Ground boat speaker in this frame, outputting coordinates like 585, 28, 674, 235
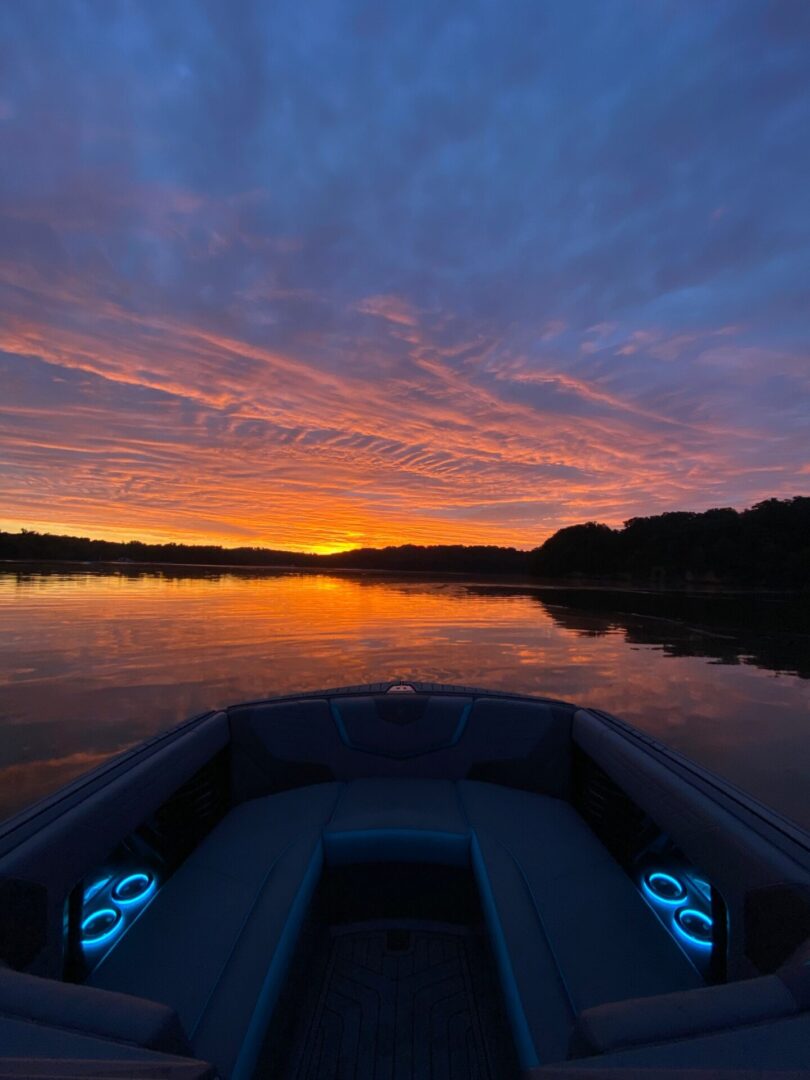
81, 907, 122, 946
674, 907, 713, 947
642, 871, 687, 905
112, 871, 155, 905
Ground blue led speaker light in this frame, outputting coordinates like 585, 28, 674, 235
81, 907, 122, 946
642, 871, 687, 905
83, 876, 112, 904
674, 907, 713, 948
690, 875, 712, 901
112, 871, 156, 906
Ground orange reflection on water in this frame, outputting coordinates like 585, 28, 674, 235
1, 568, 808, 829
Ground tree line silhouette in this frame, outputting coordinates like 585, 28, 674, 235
529, 497, 810, 586
1, 496, 808, 586
0, 532, 528, 574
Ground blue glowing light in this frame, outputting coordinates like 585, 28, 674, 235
674, 907, 713, 948
690, 875, 712, 901
82, 907, 122, 946
642, 871, 687, 905
112, 871, 156, 906
83, 876, 112, 904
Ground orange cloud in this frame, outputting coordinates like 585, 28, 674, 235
0, 230, 805, 551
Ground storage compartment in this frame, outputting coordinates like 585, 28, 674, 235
266, 863, 518, 1080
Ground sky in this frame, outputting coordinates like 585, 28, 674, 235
1, 1, 809, 553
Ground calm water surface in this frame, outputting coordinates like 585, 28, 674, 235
1, 567, 808, 829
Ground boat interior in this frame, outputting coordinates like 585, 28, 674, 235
1, 682, 809, 1078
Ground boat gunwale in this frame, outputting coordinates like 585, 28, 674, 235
0, 707, 224, 853
1, 681, 808, 868
581, 705, 810, 866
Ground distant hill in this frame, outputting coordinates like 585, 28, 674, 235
2, 496, 808, 585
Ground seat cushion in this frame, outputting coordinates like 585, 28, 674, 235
569, 974, 798, 1058
90, 783, 342, 1079
85, 776, 706, 1076
0, 967, 190, 1056
0, 1017, 204, 1065
331, 695, 472, 757
324, 778, 470, 865
458, 781, 702, 1067
555, 1012, 810, 1070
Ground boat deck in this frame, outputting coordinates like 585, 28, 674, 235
280, 920, 513, 1080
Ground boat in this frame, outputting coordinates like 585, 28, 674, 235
1, 680, 809, 1078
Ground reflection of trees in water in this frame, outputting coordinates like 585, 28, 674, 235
531, 588, 810, 680
8, 564, 282, 586
7, 568, 809, 680
456, 583, 809, 679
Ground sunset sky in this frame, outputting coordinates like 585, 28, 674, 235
1, 2, 808, 553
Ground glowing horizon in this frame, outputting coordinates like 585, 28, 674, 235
1, 3, 808, 550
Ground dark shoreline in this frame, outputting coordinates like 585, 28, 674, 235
0, 557, 802, 597
3, 497, 808, 588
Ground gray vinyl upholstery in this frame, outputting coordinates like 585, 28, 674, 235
557, 1012, 810, 1070
0, 969, 213, 1074
227, 694, 573, 791
323, 777, 470, 864
457, 781, 702, 1066
0, 967, 198, 1069
88, 778, 702, 1074
0, 1018, 190, 1063
569, 975, 799, 1057
0, 967, 190, 1056
90, 783, 342, 1080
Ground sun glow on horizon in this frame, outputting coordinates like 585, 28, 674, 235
0, 516, 540, 555
307, 543, 360, 556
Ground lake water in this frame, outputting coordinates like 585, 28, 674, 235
1, 566, 808, 830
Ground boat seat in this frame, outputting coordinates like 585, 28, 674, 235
89, 778, 701, 1076
323, 777, 470, 865
0, 965, 200, 1063
457, 780, 702, 1068
89, 782, 342, 1080
548, 1012, 810, 1071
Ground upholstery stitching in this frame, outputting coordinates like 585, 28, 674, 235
495, 837, 580, 1019
324, 782, 348, 828
187, 836, 300, 1039
189, 785, 343, 1038
453, 781, 472, 829
231, 840, 324, 1080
